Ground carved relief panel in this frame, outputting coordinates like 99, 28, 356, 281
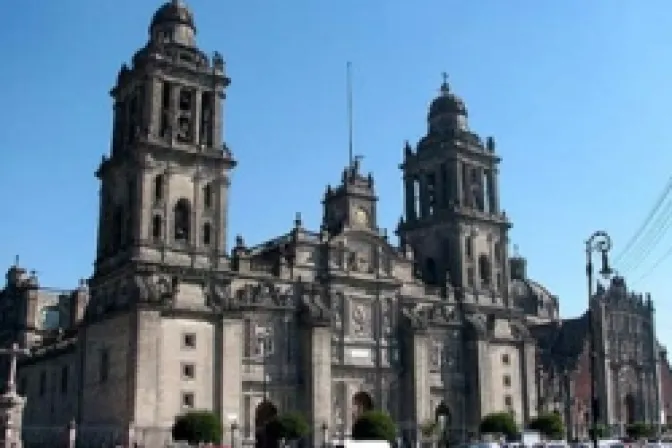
350, 301, 373, 338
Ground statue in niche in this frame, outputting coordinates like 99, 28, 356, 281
351, 304, 369, 336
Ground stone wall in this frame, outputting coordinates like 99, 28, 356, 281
80, 314, 132, 424
19, 348, 79, 426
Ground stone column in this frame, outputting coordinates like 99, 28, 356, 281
400, 323, 430, 445
476, 340, 492, 417
454, 161, 464, 207
132, 309, 163, 427
308, 324, 332, 447
193, 91, 202, 146
521, 341, 537, 422
217, 316, 244, 433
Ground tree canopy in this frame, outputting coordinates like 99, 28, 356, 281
626, 422, 655, 440
479, 412, 519, 438
528, 413, 565, 440
172, 410, 223, 444
352, 410, 397, 442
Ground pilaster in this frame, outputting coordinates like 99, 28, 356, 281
476, 340, 492, 417
400, 328, 430, 427
522, 341, 537, 422
217, 316, 244, 431
301, 322, 332, 448
132, 308, 162, 426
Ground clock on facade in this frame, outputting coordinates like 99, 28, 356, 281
353, 207, 369, 226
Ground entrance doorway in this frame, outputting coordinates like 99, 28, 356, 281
624, 394, 635, 425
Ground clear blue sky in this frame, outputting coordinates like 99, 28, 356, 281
2, 1, 672, 345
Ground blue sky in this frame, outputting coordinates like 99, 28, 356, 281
2, 1, 672, 345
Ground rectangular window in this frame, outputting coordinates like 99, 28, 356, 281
181, 392, 195, 409
502, 353, 510, 365
467, 267, 475, 287
503, 375, 511, 387
182, 333, 196, 349
504, 395, 513, 407
61, 365, 69, 394
181, 363, 195, 380
100, 348, 109, 383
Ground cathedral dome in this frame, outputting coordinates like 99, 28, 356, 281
150, 0, 195, 32
427, 75, 469, 132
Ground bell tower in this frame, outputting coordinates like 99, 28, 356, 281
93, 0, 235, 278
397, 74, 511, 298
322, 157, 378, 235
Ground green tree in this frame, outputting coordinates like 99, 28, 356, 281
172, 410, 223, 445
479, 412, 519, 439
352, 410, 397, 442
277, 412, 310, 440
528, 413, 565, 440
626, 422, 654, 440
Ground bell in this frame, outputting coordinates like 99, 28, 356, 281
599, 250, 613, 277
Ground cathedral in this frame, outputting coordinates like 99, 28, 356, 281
1, 1, 670, 447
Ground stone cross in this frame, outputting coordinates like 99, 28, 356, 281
0, 343, 29, 394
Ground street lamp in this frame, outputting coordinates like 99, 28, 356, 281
585, 231, 613, 448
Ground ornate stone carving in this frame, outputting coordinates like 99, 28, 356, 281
298, 282, 332, 326
351, 302, 371, 337
234, 282, 292, 308
400, 303, 430, 332
429, 338, 442, 368
133, 275, 178, 308
428, 303, 456, 325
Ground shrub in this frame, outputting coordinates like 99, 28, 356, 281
479, 412, 519, 438
172, 410, 223, 444
528, 413, 564, 440
626, 422, 654, 440
352, 410, 397, 442
277, 412, 310, 440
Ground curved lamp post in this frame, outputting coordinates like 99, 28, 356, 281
586, 231, 613, 448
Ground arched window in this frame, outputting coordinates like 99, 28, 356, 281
202, 222, 212, 246
203, 183, 213, 209
173, 199, 191, 242
152, 215, 162, 241
479, 254, 491, 286
153, 175, 164, 202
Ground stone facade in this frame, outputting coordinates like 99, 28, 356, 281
0, 1, 670, 446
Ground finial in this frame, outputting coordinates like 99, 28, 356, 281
235, 234, 245, 249
13, 255, 19, 267
440, 72, 450, 94
294, 212, 302, 228
513, 244, 520, 258
353, 154, 363, 173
